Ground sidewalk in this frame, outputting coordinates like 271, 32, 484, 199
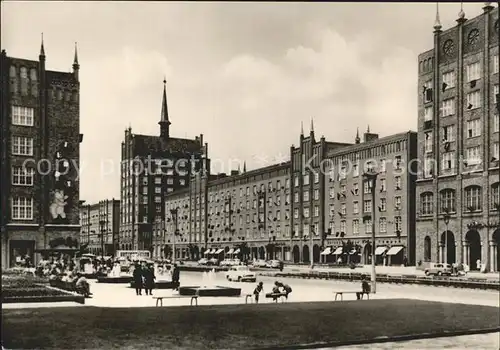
284, 264, 500, 280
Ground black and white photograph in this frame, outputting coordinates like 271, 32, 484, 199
1, 1, 499, 349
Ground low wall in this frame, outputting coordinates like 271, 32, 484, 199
2, 294, 85, 304
258, 271, 500, 291
179, 265, 229, 272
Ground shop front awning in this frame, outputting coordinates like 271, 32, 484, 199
227, 248, 234, 255
215, 248, 224, 254
375, 246, 388, 255
386, 246, 404, 256
332, 247, 343, 255
320, 247, 332, 255
233, 248, 240, 254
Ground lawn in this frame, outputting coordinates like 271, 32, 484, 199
2, 299, 499, 349
1, 272, 71, 300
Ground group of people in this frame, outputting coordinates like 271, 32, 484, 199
253, 280, 292, 303
132, 262, 180, 296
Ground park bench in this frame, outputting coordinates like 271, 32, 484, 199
265, 292, 287, 303
334, 291, 370, 301
154, 295, 199, 307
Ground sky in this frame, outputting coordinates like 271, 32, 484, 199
1, 1, 489, 204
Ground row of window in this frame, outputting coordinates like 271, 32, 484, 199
424, 85, 499, 117
329, 216, 403, 235
328, 196, 402, 216
420, 184, 500, 215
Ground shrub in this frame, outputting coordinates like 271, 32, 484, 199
2, 287, 66, 298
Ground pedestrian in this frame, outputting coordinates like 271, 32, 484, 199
271, 282, 281, 302
143, 265, 156, 295
133, 264, 143, 296
172, 263, 180, 291
253, 281, 264, 303
279, 261, 284, 272
356, 275, 371, 300
281, 282, 292, 299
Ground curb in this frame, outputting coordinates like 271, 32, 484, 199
250, 327, 500, 350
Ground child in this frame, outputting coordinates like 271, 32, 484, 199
253, 281, 264, 303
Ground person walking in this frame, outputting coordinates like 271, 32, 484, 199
172, 263, 180, 291
253, 281, 264, 303
143, 265, 156, 295
133, 264, 143, 296
356, 275, 371, 300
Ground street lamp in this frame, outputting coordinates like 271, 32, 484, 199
363, 170, 379, 294
99, 219, 106, 259
442, 207, 451, 264
170, 207, 179, 263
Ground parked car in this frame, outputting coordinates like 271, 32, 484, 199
198, 258, 209, 266
266, 260, 282, 269
226, 266, 257, 282
253, 259, 268, 268
424, 262, 453, 276
208, 258, 219, 266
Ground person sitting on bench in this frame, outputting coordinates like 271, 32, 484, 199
275, 281, 292, 299
271, 282, 281, 302
75, 273, 91, 297
356, 275, 370, 300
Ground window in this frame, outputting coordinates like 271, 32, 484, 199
380, 178, 386, 192
166, 178, 173, 185
379, 218, 387, 233
363, 200, 372, 213
440, 189, 456, 212
353, 183, 359, 195
246, 187, 250, 196
314, 206, 319, 217
466, 62, 480, 82
142, 197, 148, 204
329, 187, 335, 199
12, 136, 33, 156
11, 197, 33, 220
494, 84, 499, 104
313, 189, 319, 200
12, 106, 34, 126
380, 159, 386, 173
466, 146, 481, 165
353, 201, 359, 214
423, 80, 433, 103
353, 163, 359, 177
303, 208, 309, 218
154, 177, 161, 184
155, 196, 161, 203
464, 186, 482, 211
441, 152, 455, 170
285, 179, 290, 189
493, 142, 499, 161
294, 193, 299, 203
380, 198, 387, 212
12, 166, 34, 186
341, 203, 346, 216
20, 67, 27, 79
314, 172, 319, 183
424, 155, 434, 178
443, 125, 455, 142
179, 179, 186, 186
466, 91, 481, 110
294, 176, 299, 187
363, 181, 371, 194
420, 192, 434, 215
493, 54, 499, 74
491, 183, 499, 210
424, 106, 433, 122
395, 216, 402, 232
155, 187, 161, 194
442, 71, 456, 89
293, 209, 299, 219
424, 131, 433, 153
365, 219, 372, 234
494, 115, 500, 133
441, 98, 455, 117
395, 196, 402, 210
340, 220, 346, 233
395, 156, 402, 170
353, 220, 359, 234
395, 176, 402, 190
329, 205, 335, 217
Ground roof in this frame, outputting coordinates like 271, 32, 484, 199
132, 134, 201, 157
208, 162, 290, 187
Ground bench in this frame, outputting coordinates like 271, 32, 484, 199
334, 291, 370, 301
153, 295, 199, 307
265, 292, 287, 303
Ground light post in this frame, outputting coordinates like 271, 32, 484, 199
442, 208, 450, 264
170, 208, 179, 263
99, 219, 106, 259
363, 170, 379, 294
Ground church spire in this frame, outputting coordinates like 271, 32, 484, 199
39, 33, 45, 58
159, 78, 171, 139
300, 121, 304, 136
434, 2, 442, 31
243, 161, 247, 173
355, 127, 360, 144
367, 124, 370, 133
310, 117, 314, 133
72, 42, 80, 81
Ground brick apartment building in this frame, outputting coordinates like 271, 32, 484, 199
0, 41, 82, 267
79, 199, 120, 256
415, 4, 499, 271
119, 80, 207, 252
159, 124, 418, 265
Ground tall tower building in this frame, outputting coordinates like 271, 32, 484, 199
415, 4, 499, 271
0, 39, 82, 267
119, 80, 207, 251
